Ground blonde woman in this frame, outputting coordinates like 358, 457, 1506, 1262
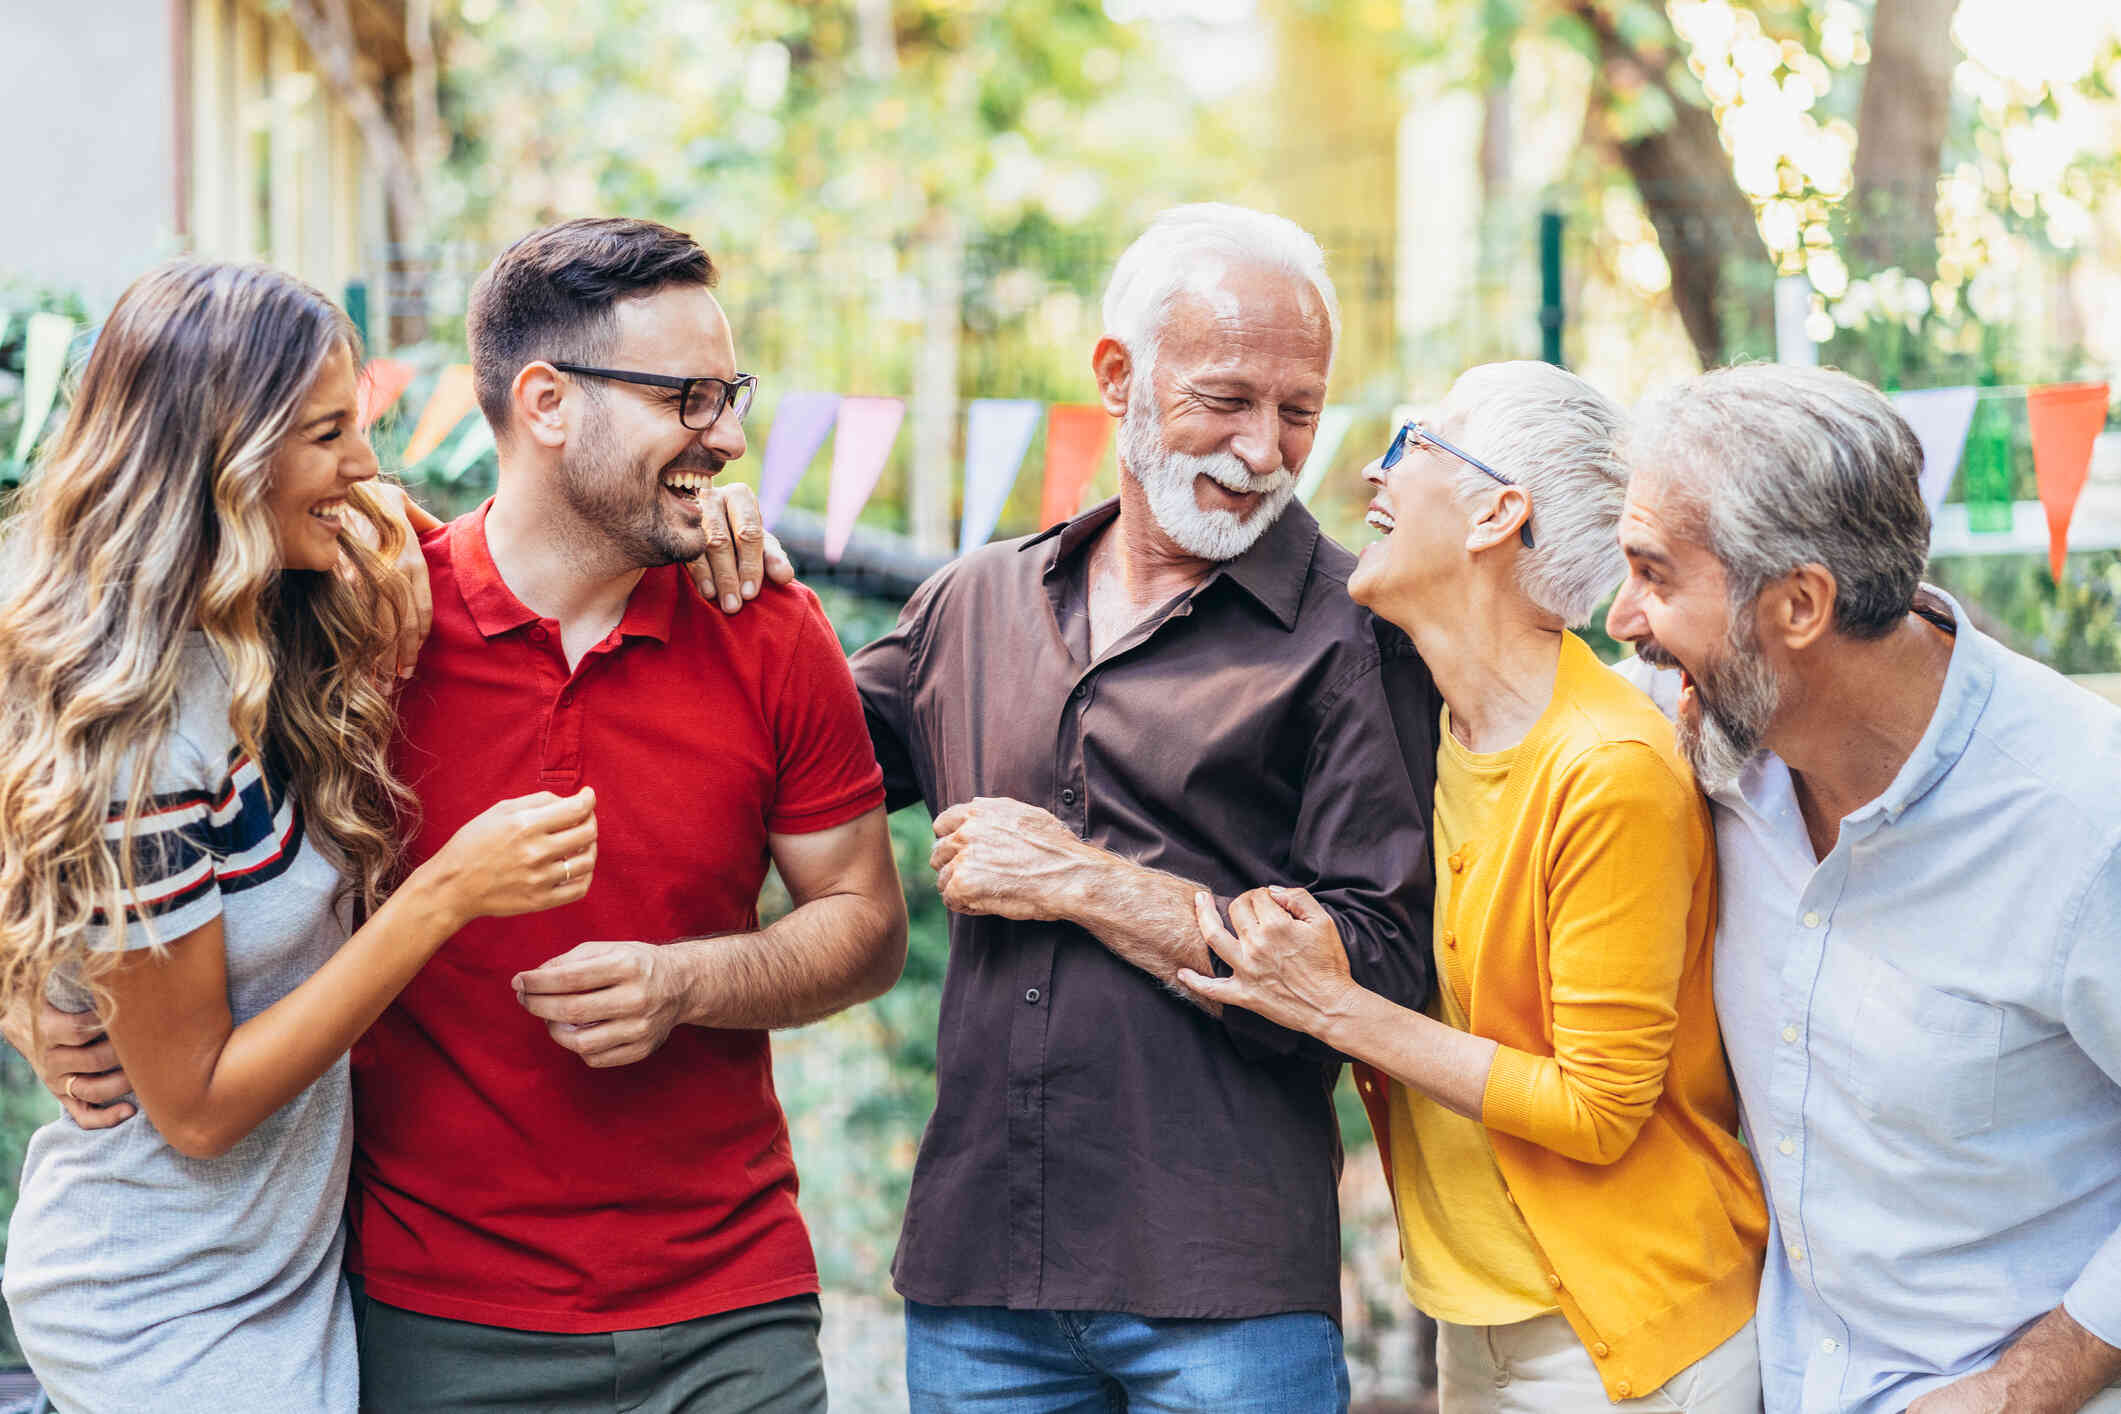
1181, 363, 1767, 1411
0, 261, 595, 1413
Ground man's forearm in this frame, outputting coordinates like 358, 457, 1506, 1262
1989, 1306, 2121, 1411
1057, 855, 1216, 999
666, 891, 907, 1032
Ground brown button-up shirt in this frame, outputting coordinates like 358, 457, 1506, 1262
851, 498, 1440, 1321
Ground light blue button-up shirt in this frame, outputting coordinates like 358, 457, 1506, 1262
1621, 589, 2121, 1412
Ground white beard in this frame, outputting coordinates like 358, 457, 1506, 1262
1119, 396, 1296, 562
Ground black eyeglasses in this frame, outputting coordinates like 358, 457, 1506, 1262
549, 363, 757, 431
1382, 421, 1535, 548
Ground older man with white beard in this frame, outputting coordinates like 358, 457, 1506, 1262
702, 204, 1439, 1410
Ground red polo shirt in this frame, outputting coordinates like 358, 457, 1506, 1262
347, 501, 885, 1332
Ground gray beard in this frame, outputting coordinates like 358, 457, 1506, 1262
1669, 618, 1782, 793
1118, 397, 1295, 562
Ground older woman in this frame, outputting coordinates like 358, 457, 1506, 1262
1178, 362, 1768, 1412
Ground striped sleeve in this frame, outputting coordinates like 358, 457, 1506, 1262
99, 747, 226, 951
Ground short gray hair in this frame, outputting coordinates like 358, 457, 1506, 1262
1635, 364, 1929, 639
1446, 361, 1629, 627
1101, 204, 1341, 372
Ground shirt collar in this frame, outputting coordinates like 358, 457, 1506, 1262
1027, 495, 1318, 632
451, 497, 677, 644
1715, 585, 1994, 827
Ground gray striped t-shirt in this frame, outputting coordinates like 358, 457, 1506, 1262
4, 635, 358, 1413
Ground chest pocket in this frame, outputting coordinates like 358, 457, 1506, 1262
1846, 951, 2003, 1141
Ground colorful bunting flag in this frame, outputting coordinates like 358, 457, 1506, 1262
399, 364, 479, 467
357, 358, 417, 432
759, 392, 842, 528
1294, 406, 1359, 504
2026, 382, 2110, 581
1040, 405, 1111, 529
12, 312, 76, 464
824, 397, 905, 563
958, 399, 1045, 555
1892, 387, 1980, 514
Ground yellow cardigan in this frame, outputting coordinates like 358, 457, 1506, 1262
1355, 632, 1768, 1402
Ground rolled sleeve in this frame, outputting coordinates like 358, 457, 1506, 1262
2061, 840, 2121, 1346
1220, 652, 1436, 1063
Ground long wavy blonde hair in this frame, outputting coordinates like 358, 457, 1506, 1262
0, 261, 413, 1016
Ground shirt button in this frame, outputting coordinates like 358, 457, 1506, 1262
1592, 1342, 1610, 1359
1071, 683, 1088, 700
1802, 910, 1821, 928
1615, 1381, 1631, 1398
1024, 988, 1041, 1005
1777, 1136, 1796, 1156
1060, 789, 1077, 806
1821, 1337, 1838, 1355
1787, 1243, 1805, 1263
529, 625, 548, 642
1781, 1024, 1799, 1044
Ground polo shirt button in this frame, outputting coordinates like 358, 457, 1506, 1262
529, 625, 548, 642
1060, 789, 1076, 806
1025, 988, 1041, 1004
1777, 1136, 1796, 1156
559, 689, 575, 706
1802, 910, 1821, 928
1615, 1382, 1631, 1398
1545, 1272, 1561, 1289
1592, 1342, 1610, 1359
1782, 1024, 1799, 1044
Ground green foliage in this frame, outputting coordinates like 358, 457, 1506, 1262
1930, 549, 2121, 674
0, 279, 94, 489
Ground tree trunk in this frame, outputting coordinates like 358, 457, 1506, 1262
287, 0, 426, 242
1577, 3, 1774, 367
1849, 0, 1959, 277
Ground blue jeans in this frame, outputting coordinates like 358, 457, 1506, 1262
904, 1300, 1350, 1414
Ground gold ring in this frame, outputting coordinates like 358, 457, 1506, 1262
561, 856, 573, 884
63, 1075, 79, 1102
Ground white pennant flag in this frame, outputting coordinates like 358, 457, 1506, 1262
1295, 406, 1359, 504
958, 399, 1045, 555
1894, 386, 1980, 513
13, 312, 77, 464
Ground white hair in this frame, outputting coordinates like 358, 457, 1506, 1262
1445, 361, 1629, 627
1100, 204, 1342, 372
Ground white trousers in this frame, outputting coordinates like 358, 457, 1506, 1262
1437, 1312, 1761, 1414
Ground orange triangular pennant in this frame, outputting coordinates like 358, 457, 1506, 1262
2026, 382, 2109, 581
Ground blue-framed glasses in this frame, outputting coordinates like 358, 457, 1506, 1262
1382, 421, 1535, 548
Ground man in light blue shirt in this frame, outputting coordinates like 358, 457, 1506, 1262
1606, 363, 2121, 1413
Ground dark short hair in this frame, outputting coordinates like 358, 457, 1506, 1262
466, 217, 716, 432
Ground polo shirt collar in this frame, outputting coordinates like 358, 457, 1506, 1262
1027, 494, 1317, 632
452, 497, 677, 644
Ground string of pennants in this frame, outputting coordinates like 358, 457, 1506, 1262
1892, 381, 2111, 580
4, 327, 2107, 579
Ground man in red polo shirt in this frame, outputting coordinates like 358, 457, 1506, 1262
347, 218, 906, 1411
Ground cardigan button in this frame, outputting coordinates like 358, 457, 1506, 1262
1444, 931, 1457, 950
1545, 1272, 1561, 1289
1593, 1342, 1610, 1359
1449, 851, 1466, 872
1615, 1382, 1632, 1398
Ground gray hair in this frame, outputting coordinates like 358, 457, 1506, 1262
1101, 204, 1341, 373
1446, 361, 1629, 627
1634, 364, 1929, 639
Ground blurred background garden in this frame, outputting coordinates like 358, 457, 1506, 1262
4, 0, 2121, 1406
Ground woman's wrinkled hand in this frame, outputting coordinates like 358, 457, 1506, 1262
1175, 885, 1361, 1039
